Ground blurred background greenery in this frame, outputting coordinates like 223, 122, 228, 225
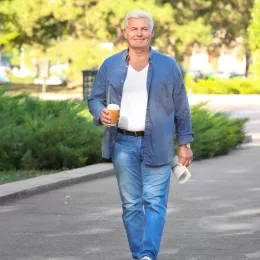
0, 0, 260, 86
0, 86, 248, 184
0, 0, 258, 182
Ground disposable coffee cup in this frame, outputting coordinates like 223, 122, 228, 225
107, 104, 120, 126
171, 155, 192, 184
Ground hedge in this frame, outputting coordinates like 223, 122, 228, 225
186, 78, 260, 94
0, 90, 248, 171
188, 103, 248, 159
0, 92, 103, 171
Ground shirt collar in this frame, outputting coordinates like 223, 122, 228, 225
122, 47, 154, 63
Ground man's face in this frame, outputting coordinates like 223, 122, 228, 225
124, 18, 154, 50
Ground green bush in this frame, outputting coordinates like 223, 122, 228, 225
0, 83, 9, 95
185, 78, 260, 94
188, 103, 248, 159
0, 90, 248, 171
0, 93, 104, 171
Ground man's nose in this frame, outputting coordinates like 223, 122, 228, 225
136, 29, 143, 36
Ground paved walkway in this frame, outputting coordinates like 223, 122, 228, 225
0, 144, 259, 260
0, 95, 259, 260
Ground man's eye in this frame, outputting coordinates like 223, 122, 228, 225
131, 28, 137, 31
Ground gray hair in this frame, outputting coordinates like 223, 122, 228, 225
124, 10, 154, 31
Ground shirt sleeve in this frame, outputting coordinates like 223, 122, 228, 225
172, 60, 194, 145
87, 62, 107, 126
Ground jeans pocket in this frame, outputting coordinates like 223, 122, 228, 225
115, 133, 122, 142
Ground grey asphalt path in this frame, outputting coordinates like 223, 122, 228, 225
0, 144, 259, 260
0, 95, 260, 260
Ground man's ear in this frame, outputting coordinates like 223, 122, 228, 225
123, 29, 127, 39
151, 29, 154, 38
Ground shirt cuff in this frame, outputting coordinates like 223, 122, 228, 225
93, 105, 104, 126
177, 134, 194, 145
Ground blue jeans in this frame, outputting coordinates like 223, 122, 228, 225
112, 133, 171, 260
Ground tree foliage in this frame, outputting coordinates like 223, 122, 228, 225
158, 0, 255, 75
249, 1, 260, 51
248, 0, 260, 78
158, 0, 254, 44
0, 0, 257, 77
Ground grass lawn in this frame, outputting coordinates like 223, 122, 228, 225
7, 83, 82, 95
0, 170, 59, 185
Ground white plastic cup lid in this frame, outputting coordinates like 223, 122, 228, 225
107, 104, 120, 110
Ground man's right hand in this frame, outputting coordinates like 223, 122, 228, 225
100, 108, 111, 127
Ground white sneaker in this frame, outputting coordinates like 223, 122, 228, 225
140, 257, 152, 260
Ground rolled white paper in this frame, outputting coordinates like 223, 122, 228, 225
172, 155, 192, 184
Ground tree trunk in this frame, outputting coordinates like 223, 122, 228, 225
245, 46, 251, 78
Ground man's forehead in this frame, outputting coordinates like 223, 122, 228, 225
128, 17, 149, 26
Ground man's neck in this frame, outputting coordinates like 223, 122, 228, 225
128, 47, 150, 71
128, 47, 150, 61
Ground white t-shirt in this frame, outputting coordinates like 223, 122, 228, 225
118, 64, 149, 131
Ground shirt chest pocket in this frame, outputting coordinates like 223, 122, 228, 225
155, 84, 174, 115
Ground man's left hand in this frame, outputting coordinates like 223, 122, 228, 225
178, 145, 193, 167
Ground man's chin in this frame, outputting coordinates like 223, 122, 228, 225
131, 43, 149, 48
131, 45, 149, 50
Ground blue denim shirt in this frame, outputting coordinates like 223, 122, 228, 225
88, 48, 194, 166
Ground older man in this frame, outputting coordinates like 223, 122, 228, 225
88, 10, 194, 260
